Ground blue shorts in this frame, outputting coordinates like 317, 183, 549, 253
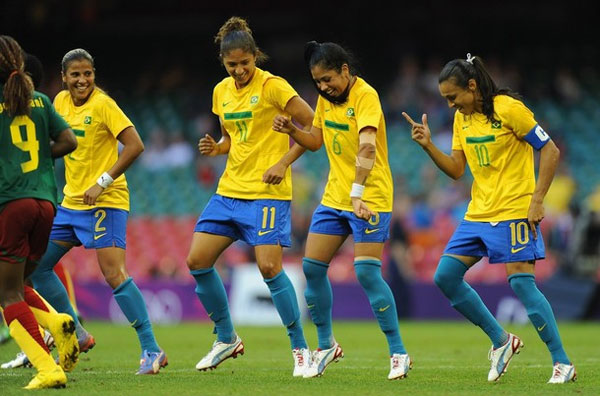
194, 195, 291, 247
50, 206, 128, 249
444, 219, 545, 263
309, 204, 391, 243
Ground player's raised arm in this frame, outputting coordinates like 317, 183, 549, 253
402, 112, 466, 180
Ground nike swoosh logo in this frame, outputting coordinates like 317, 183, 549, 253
365, 228, 380, 234
307, 304, 315, 309
130, 319, 138, 327
378, 305, 390, 312
223, 101, 232, 107
258, 230, 274, 236
208, 312, 213, 317
537, 323, 547, 332
94, 233, 106, 240
325, 109, 331, 112
511, 246, 526, 254
462, 126, 469, 129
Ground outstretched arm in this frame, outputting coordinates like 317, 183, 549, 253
402, 112, 466, 179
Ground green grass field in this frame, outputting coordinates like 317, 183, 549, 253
1, 321, 598, 395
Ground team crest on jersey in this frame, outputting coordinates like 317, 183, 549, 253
346, 108, 355, 117
491, 120, 502, 129
84, 116, 92, 125
250, 96, 259, 104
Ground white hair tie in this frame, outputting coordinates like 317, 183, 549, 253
466, 53, 475, 64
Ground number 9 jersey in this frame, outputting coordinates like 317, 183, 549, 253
0, 90, 68, 208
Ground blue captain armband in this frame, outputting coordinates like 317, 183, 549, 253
523, 124, 550, 150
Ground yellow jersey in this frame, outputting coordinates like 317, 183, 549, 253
212, 68, 297, 200
313, 77, 393, 212
54, 88, 133, 211
452, 95, 539, 221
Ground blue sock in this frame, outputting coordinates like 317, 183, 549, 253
434, 256, 507, 348
303, 258, 334, 349
113, 277, 160, 353
264, 270, 307, 350
509, 273, 570, 364
30, 242, 81, 327
355, 259, 406, 355
190, 268, 235, 343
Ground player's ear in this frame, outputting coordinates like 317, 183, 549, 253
467, 78, 477, 92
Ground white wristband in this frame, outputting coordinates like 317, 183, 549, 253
97, 172, 114, 189
350, 183, 365, 199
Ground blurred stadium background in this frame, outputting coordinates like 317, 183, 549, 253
3, 1, 599, 324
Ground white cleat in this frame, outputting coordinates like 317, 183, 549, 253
292, 348, 310, 377
1, 351, 31, 369
548, 363, 577, 383
195, 335, 244, 371
487, 333, 524, 381
303, 342, 344, 378
388, 353, 412, 380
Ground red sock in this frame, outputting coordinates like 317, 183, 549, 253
3, 301, 49, 353
23, 286, 50, 312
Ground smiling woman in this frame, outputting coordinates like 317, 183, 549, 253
28, 48, 168, 375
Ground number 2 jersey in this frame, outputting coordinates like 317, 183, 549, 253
212, 68, 298, 201
452, 95, 551, 222
54, 88, 133, 211
0, 87, 68, 207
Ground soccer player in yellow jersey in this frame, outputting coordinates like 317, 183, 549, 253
273, 41, 411, 380
29, 49, 168, 375
186, 17, 314, 376
403, 54, 575, 384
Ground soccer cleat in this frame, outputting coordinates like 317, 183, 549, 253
136, 350, 168, 375
48, 313, 79, 372
547, 363, 577, 383
303, 342, 344, 378
196, 335, 244, 371
23, 366, 67, 390
78, 331, 96, 353
487, 333, 523, 381
1, 351, 31, 369
292, 348, 310, 377
388, 353, 412, 380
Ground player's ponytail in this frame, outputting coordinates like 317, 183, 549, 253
215, 16, 267, 64
0, 35, 33, 116
439, 54, 521, 123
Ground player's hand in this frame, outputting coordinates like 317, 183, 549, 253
263, 162, 286, 185
273, 115, 295, 135
351, 197, 375, 221
198, 134, 219, 156
402, 112, 432, 148
527, 200, 545, 240
84, 184, 104, 206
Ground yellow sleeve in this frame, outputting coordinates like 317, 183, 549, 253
313, 96, 323, 128
211, 84, 220, 117
263, 77, 298, 111
501, 98, 537, 138
355, 91, 381, 132
100, 96, 134, 138
451, 113, 463, 151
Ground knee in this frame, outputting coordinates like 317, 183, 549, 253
259, 261, 280, 279
433, 268, 453, 290
433, 257, 465, 291
354, 264, 380, 287
302, 258, 328, 281
508, 274, 535, 295
103, 267, 128, 289
186, 253, 211, 271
